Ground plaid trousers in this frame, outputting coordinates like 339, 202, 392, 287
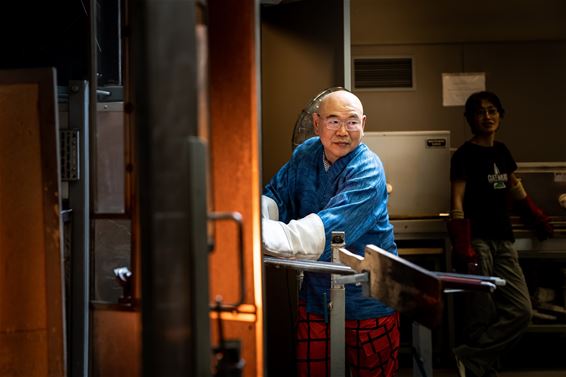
296, 301, 400, 377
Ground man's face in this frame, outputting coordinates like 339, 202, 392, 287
471, 99, 501, 136
313, 91, 366, 164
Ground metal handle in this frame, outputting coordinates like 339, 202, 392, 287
208, 211, 245, 311
96, 89, 111, 96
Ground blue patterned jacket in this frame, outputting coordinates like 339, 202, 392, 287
264, 137, 397, 320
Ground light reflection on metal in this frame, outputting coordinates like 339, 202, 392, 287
209, 311, 257, 323
263, 256, 357, 275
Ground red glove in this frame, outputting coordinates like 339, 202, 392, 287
447, 218, 479, 274
515, 195, 554, 241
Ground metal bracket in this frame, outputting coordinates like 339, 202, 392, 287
335, 272, 368, 286
60, 129, 80, 181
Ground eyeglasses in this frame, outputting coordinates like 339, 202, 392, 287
475, 107, 499, 117
318, 115, 363, 131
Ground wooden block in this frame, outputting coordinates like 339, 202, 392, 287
339, 245, 443, 328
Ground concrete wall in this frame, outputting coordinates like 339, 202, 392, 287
262, 1, 566, 177
351, 0, 566, 44
261, 0, 345, 182
350, 0, 566, 161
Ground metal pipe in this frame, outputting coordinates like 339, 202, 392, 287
263, 256, 356, 275
208, 211, 246, 310
330, 231, 346, 377
434, 271, 506, 287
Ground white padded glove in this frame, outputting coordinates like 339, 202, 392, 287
261, 195, 279, 220
262, 213, 325, 260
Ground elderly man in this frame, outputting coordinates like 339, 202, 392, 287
262, 89, 399, 377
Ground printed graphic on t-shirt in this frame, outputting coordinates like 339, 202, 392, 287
487, 163, 507, 190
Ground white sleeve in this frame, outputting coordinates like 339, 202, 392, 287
261, 195, 279, 220
262, 213, 326, 260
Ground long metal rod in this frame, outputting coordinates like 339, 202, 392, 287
68, 80, 90, 377
330, 231, 346, 377
263, 256, 356, 275
434, 271, 506, 286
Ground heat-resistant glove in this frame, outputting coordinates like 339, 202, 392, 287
262, 213, 326, 260
447, 218, 479, 274
515, 195, 554, 241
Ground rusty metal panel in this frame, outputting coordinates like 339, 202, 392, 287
91, 309, 141, 377
0, 68, 65, 377
208, 1, 264, 375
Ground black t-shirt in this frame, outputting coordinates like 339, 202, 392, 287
450, 141, 516, 240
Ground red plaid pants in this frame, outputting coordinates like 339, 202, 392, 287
296, 302, 400, 377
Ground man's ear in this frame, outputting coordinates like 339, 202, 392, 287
360, 114, 367, 136
313, 112, 321, 135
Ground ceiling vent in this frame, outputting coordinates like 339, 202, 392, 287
353, 57, 415, 91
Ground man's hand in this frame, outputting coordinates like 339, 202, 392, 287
510, 180, 554, 241
447, 218, 480, 274
515, 195, 554, 241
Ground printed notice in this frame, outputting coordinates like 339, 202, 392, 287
442, 73, 486, 107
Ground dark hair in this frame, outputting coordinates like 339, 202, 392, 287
463, 91, 506, 128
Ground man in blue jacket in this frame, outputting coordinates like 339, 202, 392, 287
262, 89, 399, 377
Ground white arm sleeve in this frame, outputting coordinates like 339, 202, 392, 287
262, 213, 325, 260
261, 195, 279, 220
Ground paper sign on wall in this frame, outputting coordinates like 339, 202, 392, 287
442, 73, 486, 106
